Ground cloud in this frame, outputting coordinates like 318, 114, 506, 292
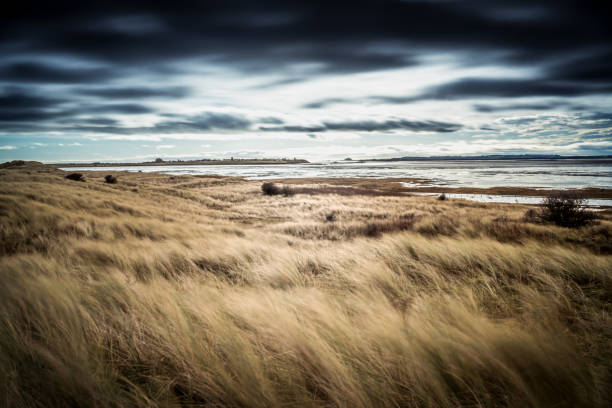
0, 62, 112, 83
77, 86, 190, 99
415, 78, 612, 100
323, 119, 462, 133
261, 118, 462, 133
1, 1, 611, 159
81, 103, 154, 114
156, 144, 175, 149
473, 102, 569, 112
0, 145, 16, 150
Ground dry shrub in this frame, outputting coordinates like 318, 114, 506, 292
104, 175, 117, 184
262, 182, 280, 195
262, 182, 294, 196
65, 173, 84, 182
540, 192, 593, 228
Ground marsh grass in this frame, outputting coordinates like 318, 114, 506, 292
0, 165, 611, 407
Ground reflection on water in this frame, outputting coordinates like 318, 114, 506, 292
62, 159, 612, 190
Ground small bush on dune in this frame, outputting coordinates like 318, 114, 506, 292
65, 173, 85, 182
262, 182, 294, 196
105, 175, 117, 184
540, 192, 593, 228
438, 193, 447, 201
262, 182, 280, 195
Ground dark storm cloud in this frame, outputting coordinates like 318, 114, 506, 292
1, 0, 611, 145
305, 74, 612, 108
0, 62, 113, 84
151, 112, 253, 133
0, 90, 65, 109
260, 119, 462, 133
77, 86, 190, 99
0, 89, 68, 121
82, 103, 154, 114
260, 125, 327, 133
416, 78, 612, 100
2, 1, 610, 74
0, 111, 257, 134
473, 102, 569, 113
80, 117, 119, 126
323, 119, 462, 133
0, 88, 153, 127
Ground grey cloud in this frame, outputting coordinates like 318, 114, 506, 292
0, 62, 113, 83
260, 119, 462, 133
473, 102, 569, 112
77, 86, 190, 99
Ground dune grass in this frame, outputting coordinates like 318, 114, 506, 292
0, 165, 610, 407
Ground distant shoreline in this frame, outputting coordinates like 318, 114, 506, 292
360, 155, 612, 162
55, 158, 310, 167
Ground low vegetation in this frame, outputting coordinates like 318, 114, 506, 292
540, 192, 593, 227
261, 182, 294, 196
1, 165, 611, 407
65, 172, 85, 181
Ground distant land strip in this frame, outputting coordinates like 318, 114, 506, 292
55, 158, 310, 167
361, 154, 612, 162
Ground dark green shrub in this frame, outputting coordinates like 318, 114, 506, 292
105, 175, 117, 184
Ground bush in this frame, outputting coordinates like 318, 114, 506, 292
262, 182, 280, 195
438, 193, 447, 201
540, 192, 593, 228
105, 175, 117, 184
325, 212, 337, 222
65, 173, 85, 182
262, 183, 294, 196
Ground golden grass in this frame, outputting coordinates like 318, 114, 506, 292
1, 165, 611, 407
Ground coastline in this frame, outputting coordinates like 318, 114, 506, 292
54, 158, 310, 167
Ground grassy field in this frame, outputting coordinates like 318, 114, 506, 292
1, 163, 610, 407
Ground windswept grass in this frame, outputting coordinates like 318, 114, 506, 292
1, 165, 610, 407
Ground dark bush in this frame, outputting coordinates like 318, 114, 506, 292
438, 193, 447, 201
540, 192, 593, 228
262, 182, 280, 195
65, 173, 85, 182
105, 175, 117, 184
325, 212, 337, 222
261, 182, 294, 196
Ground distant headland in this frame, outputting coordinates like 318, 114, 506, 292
55, 158, 310, 167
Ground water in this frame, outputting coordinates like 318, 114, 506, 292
413, 192, 612, 207
63, 159, 612, 190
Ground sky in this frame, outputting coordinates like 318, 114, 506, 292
1, 0, 611, 162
